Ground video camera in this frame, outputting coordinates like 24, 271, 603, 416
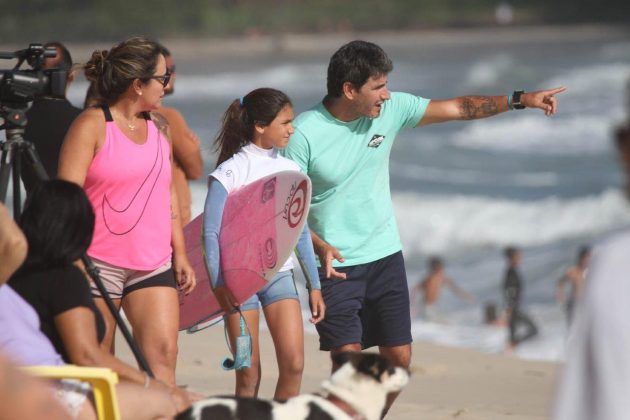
0, 44, 67, 111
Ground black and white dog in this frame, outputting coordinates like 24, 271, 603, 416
176, 352, 410, 420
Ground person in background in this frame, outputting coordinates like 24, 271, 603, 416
503, 246, 538, 352
556, 245, 591, 324
58, 36, 196, 385
21, 41, 82, 192
410, 256, 476, 322
156, 43, 203, 225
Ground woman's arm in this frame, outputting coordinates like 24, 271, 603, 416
0, 204, 27, 284
54, 307, 146, 385
57, 109, 103, 186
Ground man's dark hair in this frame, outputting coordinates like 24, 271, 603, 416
504, 246, 520, 259
577, 245, 591, 263
428, 256, 443, 271
326, 40, 393, 98
43, 41, 73, 71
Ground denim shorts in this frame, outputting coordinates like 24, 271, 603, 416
315, 251, 412, 350
239, 270, 299, 311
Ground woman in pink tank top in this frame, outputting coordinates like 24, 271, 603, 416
58, 37, 196, 386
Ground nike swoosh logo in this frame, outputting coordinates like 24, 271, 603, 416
102, 128, 164, 235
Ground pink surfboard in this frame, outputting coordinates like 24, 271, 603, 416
178, 171, 311, 331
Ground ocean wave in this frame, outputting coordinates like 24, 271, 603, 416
165, 65, 325, 99
394, 188, 630, 255
67, 63, 326, 104
391, 163, 559, 187
449, 114, 617, 155
543, 62, 630, 96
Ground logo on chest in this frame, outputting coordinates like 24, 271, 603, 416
367, 134, 386, 148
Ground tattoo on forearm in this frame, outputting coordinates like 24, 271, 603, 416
459, 96, 499, 119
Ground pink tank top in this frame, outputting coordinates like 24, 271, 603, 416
85, 107, 172, 270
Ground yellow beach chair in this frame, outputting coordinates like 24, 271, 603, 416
23, 365, 120, 420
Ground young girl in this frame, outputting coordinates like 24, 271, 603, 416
203, 88, 325, 400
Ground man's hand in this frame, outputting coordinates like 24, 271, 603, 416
213, 285, 239, 313
308, 289, 326, 324
314, 241, 347, 280
522, 86, 567, 116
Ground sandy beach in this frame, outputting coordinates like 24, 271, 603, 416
116, 327, 558, 419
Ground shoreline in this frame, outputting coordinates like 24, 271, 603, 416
0, 23, 628, 65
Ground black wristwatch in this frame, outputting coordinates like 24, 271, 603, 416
512, 90, 526, 109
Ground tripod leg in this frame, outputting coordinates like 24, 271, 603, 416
12, 146, 21, 219
22, 142, 49, 182
0, 146, 12, 204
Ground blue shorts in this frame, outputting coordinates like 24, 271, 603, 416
239, 270, 299, 311
315, 251, 412, 351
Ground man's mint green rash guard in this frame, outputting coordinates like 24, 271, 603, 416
282, 92, 429, 267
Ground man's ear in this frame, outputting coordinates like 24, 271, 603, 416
342, 82, 358, 100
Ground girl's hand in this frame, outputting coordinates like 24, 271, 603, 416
308, 289, 326, 324
213, 286, 239, 313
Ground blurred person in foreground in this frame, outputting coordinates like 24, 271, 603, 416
156, 43, 203, 225
553, 123, 630, 420
0, 204, 70, 420
6, 179, 191, 418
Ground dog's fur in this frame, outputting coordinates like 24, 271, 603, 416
176, 352, 409, 420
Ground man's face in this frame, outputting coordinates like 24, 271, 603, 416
164, 55, 176, 95
352, 74, 390, 118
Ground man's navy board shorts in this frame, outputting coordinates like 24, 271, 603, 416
315, 251, 412, 350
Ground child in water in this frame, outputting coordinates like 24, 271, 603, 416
203, 88, 325, 400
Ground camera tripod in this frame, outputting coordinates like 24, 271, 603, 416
0, 110, 155, 378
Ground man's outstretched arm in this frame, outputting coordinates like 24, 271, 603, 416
418, 87, 567, 127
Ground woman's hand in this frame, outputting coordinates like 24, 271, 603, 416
173, 253, 196, 295
308, 289, 326, 324
213, 285, 239, 313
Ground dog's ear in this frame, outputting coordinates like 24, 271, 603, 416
354, 353, 395, 382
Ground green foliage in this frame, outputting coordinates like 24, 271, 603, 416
0, 0, 627, 43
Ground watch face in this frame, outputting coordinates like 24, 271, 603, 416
513, 90, 525, 109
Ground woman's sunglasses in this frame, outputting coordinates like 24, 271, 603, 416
150, 71, 171, 87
